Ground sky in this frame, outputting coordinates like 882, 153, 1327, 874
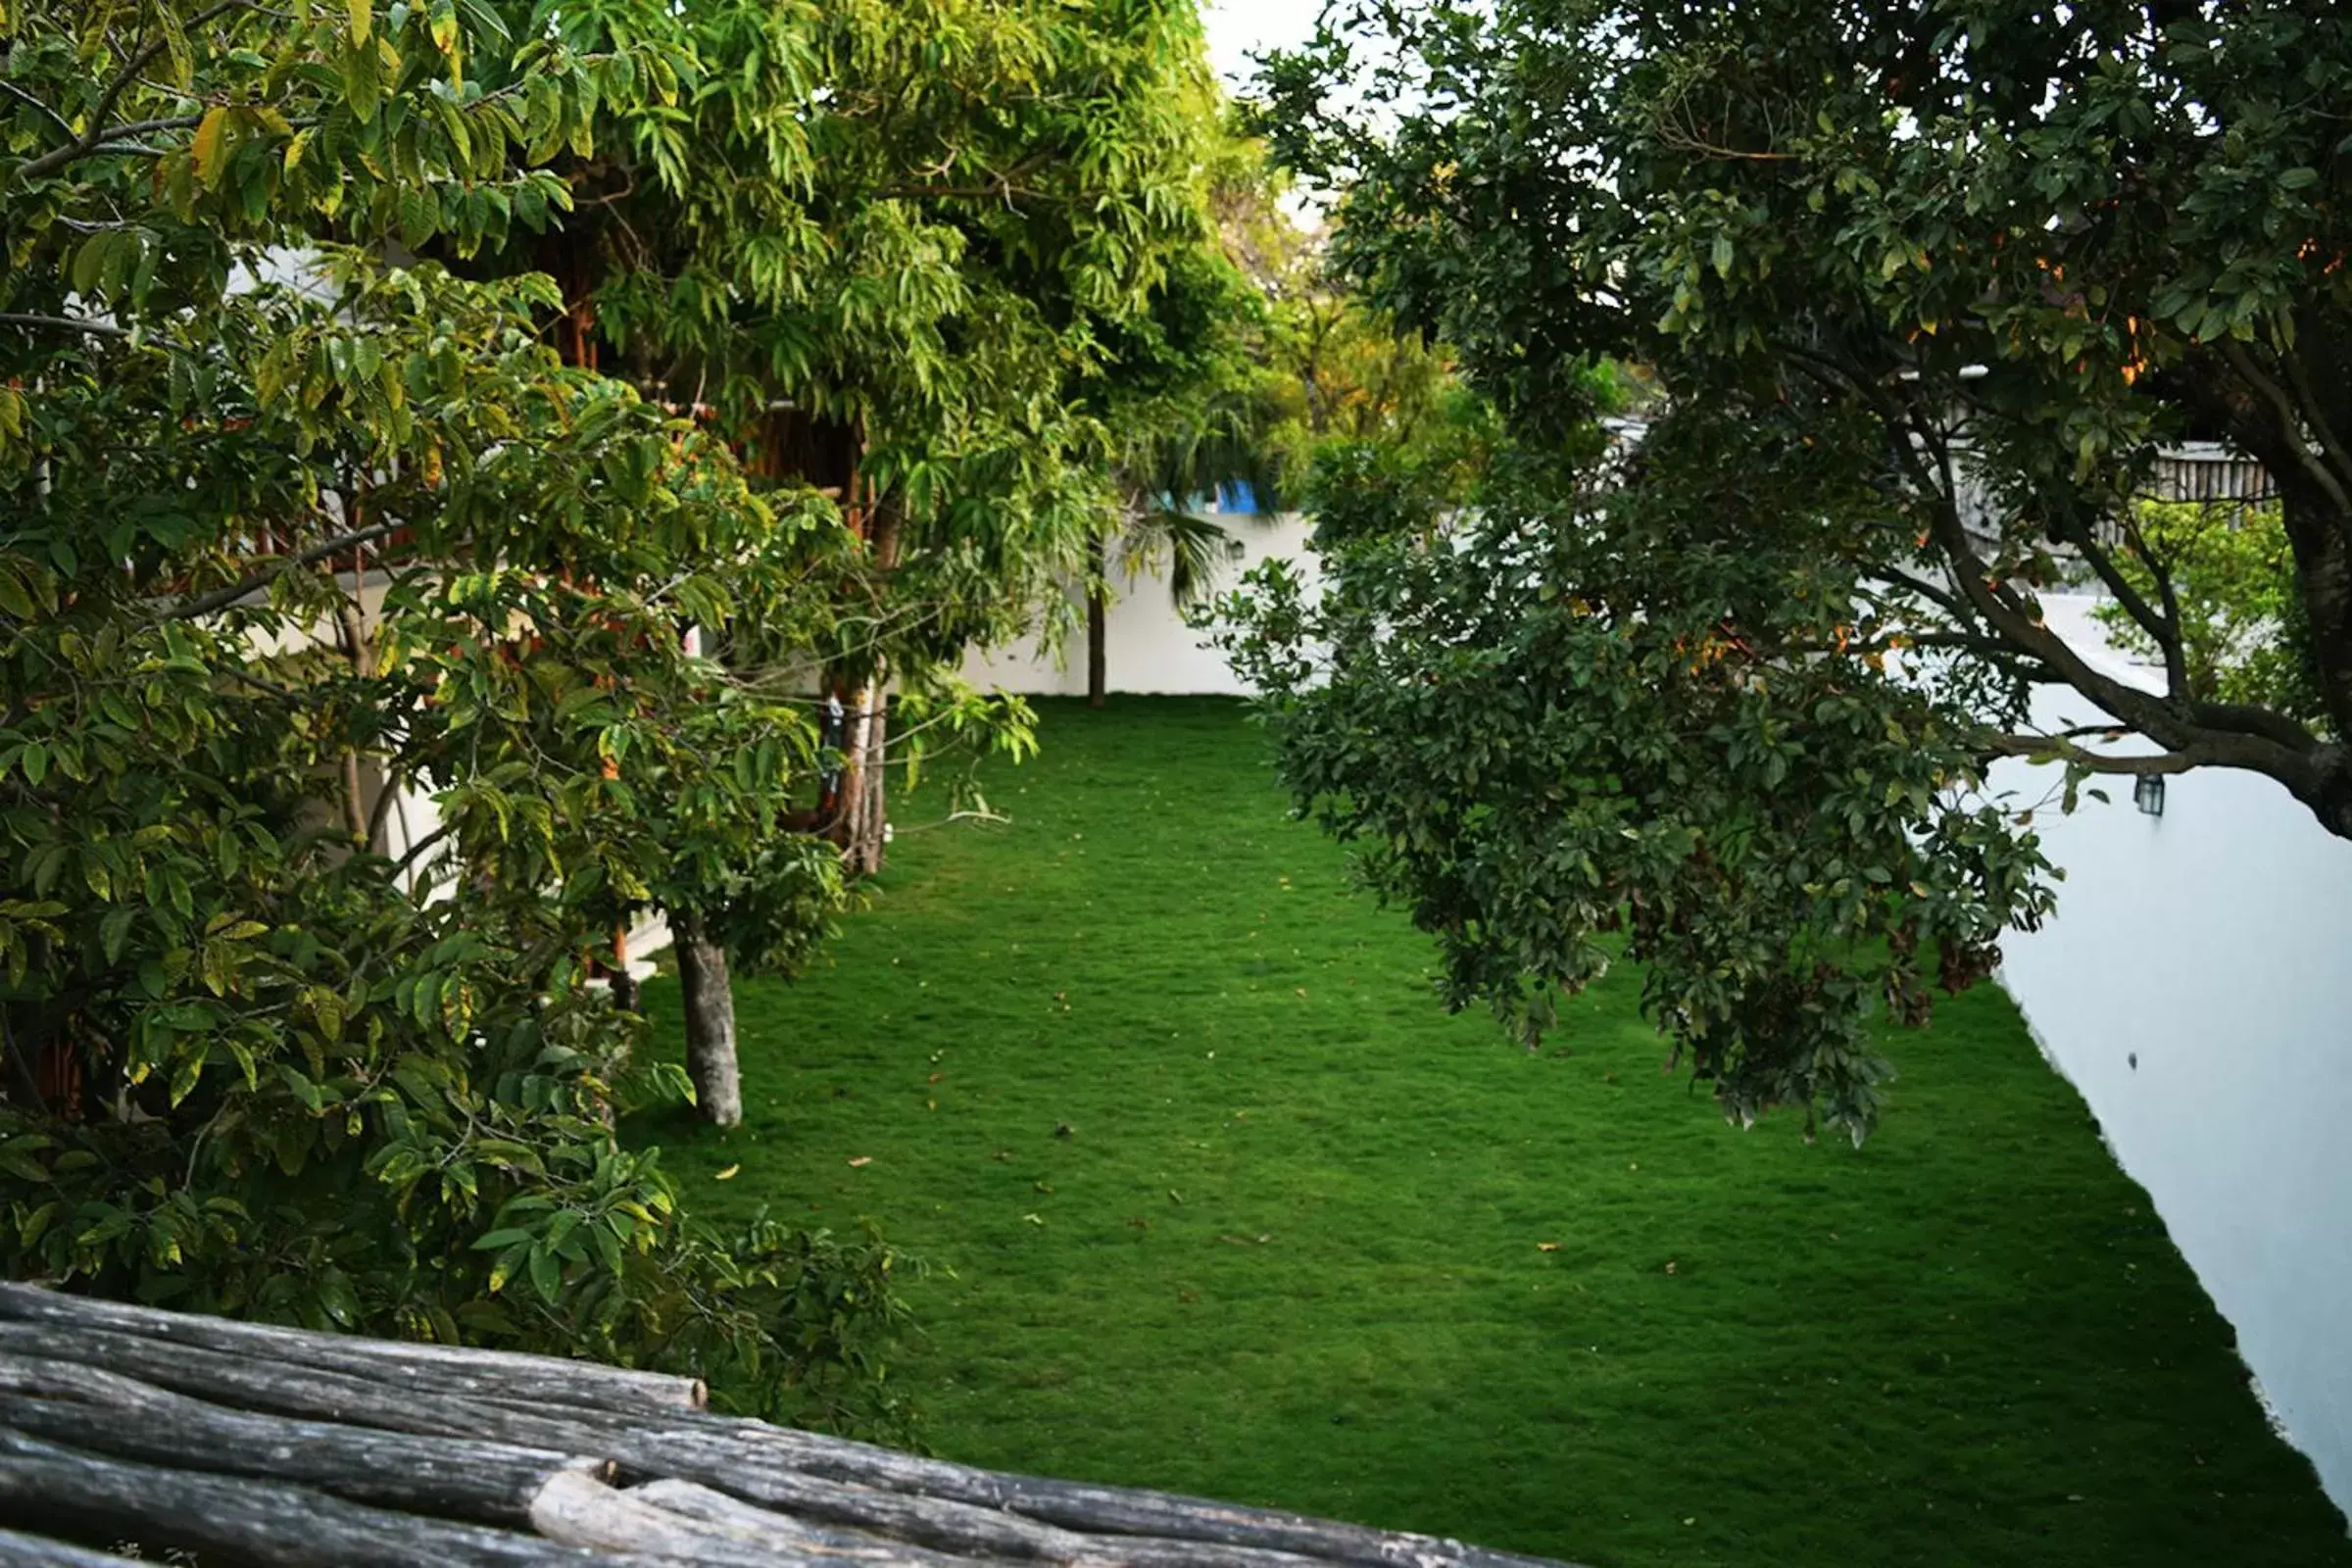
1200, 0, 1325, 95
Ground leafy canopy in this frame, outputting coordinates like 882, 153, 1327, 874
0, 0, 1236, 1422
1221, 0, 2352, 1137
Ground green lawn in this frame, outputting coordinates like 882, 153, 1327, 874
631, 697, 2350, 1568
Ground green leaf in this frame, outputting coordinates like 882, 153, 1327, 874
527, 1241, 562, 1302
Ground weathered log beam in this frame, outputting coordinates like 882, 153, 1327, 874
530, 1470, 996, 1567
619, 1479, 1002, 1566
630, 1479, 1332, 1568
0, 1293, 1584, 1568
0, 1282, 703, 1415
0, 1529, 144, 1567
0, 1429, 660, 1568
0, 1352, 610, 1524
0, 1318, 588, 1447
0, 1325, 1552, 1568
506, 1408, 1582, 1568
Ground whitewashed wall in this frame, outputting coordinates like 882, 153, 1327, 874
957, 513, 1318, 697
1989, 597, 2352, 1514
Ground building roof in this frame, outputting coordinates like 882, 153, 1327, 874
0, 1281, 1584, 1568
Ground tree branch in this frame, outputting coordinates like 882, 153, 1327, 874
0, 80, 78, 147
14, 1, 251, 181
164, 520, 405, 621
387, 825, 451, 882
2048, 505, 2184, 696
2218, 339, 2350, 515
1981, 732, 2204, 775
0, 313, 129, 340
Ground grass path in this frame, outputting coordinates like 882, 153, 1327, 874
632, 697, 2349, 1568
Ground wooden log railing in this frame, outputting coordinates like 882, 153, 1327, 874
0, 1282, 1589, 1568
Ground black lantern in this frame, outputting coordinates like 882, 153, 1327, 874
2133, 774, 2165, 816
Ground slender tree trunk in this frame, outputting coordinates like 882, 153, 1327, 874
1086, 531, 1107, 709
672, 914, 740, 1128
609, 922, 640, 1015
835, 501, 901, 875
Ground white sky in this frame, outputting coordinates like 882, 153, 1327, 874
1200, 0, 1326, 95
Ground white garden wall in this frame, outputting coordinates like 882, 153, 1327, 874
1989, 598, 2352, 1514
956, 512, 1317, 697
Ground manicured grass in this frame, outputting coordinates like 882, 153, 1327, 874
630, 697, 2350, 1568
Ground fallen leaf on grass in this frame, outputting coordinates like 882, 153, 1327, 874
847, 1155, 873, 1168
713, 1165, 740, 1181
927, 1072, 943, 1084
1536, 1241, 1562, 1252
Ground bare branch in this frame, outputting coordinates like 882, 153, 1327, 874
0, 312, 129, 339
2218, 339, 2350, 515
164, 520, 406, 622
0, 80, 78, 146
1981, 732, 2201, 776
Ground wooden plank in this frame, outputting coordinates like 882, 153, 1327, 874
0, 1353, 610, 1524
0, 1282, 703, 1416
0, 1429, 660, 1568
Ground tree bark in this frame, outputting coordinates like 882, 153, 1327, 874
673, 913, 742, 1127
0, 1353, 608, 1524
1087, 531, 1108, 709
0, 1526, 147, 1566
0, 1430, 620, 1568
836, 499, 902, 875
0, 1283, 705, 1415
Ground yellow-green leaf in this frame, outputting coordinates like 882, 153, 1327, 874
191, 107, 231, 187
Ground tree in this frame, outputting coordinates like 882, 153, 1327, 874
482, 0, 1235, 867
0, 0, 909, 1426
1222, 0, 2352, 1139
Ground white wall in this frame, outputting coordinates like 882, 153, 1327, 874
957, 513, 1318, 697
1990, 597, 2352, 1513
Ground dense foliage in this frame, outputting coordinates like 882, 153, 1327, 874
0, 0, 1231, 1426
1227, 0, 2352, 1136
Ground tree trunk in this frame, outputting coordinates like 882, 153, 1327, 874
835, 500, 901, 875
846, 695, 889, 877
1087, 532, 1108, 709
672, 915, 741, 1128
